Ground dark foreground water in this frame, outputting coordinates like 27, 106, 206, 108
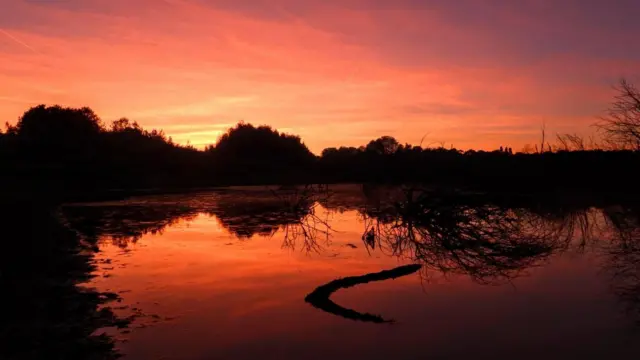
4, 185, 640, 359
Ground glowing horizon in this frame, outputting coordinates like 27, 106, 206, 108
1, 0, 639, 153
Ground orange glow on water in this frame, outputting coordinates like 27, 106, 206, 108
84, 196, 639, 359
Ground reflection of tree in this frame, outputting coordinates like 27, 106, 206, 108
59, 185, 640, 328
63, 204, 198, 247
607, 240, 640, 324
359, 190, 558, 283
356, 186, 640, 326
206, 186, 332, 251
0, 205, 130, 360
604, 206, 640, 244
517, 203, 607, 251
54, 185, 640, 329
62, 186, 333, 251
279, 208, 332, 253
206, 196, 308, 239
304, 188, 569, 323
601, 206, 640, 325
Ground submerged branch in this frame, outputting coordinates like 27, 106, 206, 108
304, 264, 422, 323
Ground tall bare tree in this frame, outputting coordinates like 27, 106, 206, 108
598, 79, 640, 150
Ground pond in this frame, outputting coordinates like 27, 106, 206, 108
14, 185, 640, 359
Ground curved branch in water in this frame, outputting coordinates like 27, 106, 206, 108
304, 264, 422, 323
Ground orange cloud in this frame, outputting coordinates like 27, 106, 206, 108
1, 0, 639, 152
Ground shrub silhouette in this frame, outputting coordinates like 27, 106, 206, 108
206, 122, 316, 184
13, 105, 104, 162
365, 136, 400, 155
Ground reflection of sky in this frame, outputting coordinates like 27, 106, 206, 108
90, 206, 640, 359
2, 1, 639, 152
86, 205, 640, 359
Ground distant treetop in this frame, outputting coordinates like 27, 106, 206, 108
208, 122, 315, 165
16, 105, 104, 140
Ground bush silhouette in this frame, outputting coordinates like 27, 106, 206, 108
365, 136, 400, 155
206, 122, 316, 184
12, 105, 104, 162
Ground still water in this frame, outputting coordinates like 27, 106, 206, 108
61, 185, 640, 359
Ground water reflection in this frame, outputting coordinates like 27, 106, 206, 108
210, 186, 333, 252
601, 205, 640, 325
359, 190, 557, 283
61, 186, 640, 328
43, 185, 640, 359
63, 204, 199, 248
64, 186, 331, 247
354, 187, 640, 324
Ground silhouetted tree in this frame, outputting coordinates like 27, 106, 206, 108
2, 102, 640, 201
598, 79, 640, 149
206, 122, 316, 184
212, 122, 313, 161
0, 127, 5, 153
101, 116, 203, 188
0, 105, 210, 195
0, 105, 109, 194
13, 105, 104, 161
365, 136, 400, 155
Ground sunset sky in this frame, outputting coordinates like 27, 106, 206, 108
1, 0, 639, 153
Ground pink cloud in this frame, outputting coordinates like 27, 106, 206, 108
1, 0, 639, 153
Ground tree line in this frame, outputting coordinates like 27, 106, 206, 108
1, 80, 639, 201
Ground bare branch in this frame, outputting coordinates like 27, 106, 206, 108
597, 78, 640, 150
